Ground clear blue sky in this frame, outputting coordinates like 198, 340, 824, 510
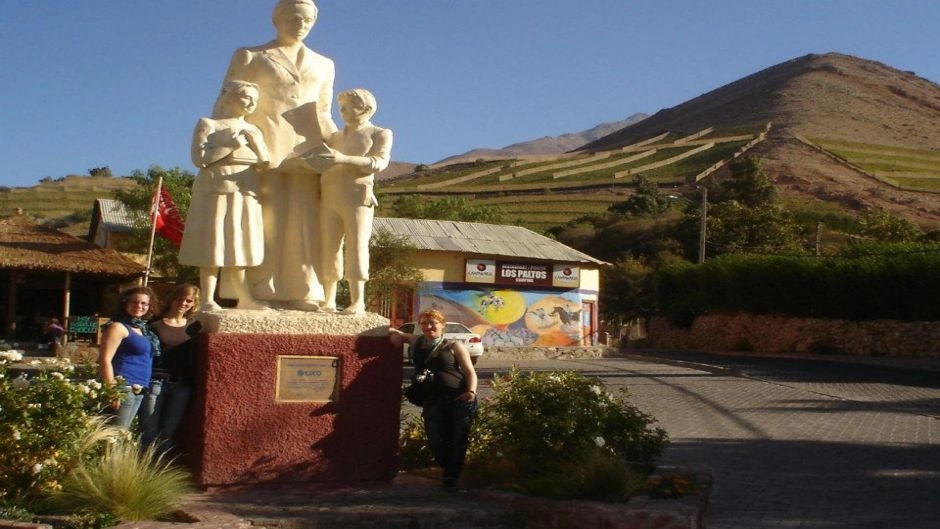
2, 0, 937, 188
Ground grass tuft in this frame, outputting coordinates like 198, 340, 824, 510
520, 446, 647, 502
50, 423, 192, 522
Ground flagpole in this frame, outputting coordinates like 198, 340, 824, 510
144, 176, 163, 286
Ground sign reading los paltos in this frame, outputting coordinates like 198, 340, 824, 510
465, 259, 580, 288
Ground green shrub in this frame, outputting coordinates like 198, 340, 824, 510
399, 370, 669, 501
60, 509, 121, 529
0, 352, 121, 503
398, 414, 433, 470
468, 368, 667, 480
520, 445, 646, 502
0, 502, 33, 521
1, 350, 189, 524
654, 244, 940, 323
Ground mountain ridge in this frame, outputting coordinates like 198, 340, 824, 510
432, 113, 648, 167
580, 52, 940, 153
562, 52, 940, 228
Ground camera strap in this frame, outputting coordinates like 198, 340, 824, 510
415, 336, 448, 370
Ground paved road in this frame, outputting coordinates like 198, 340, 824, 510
472, 353, 940, 529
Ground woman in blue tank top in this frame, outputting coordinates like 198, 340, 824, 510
98, 286, 162, 430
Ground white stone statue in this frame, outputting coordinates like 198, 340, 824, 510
179, 80, 270, 312
219, 0, 338, 311
314, 89, 392, 314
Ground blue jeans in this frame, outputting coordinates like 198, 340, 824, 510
138, 380, 162, 448
147, 379, 194, 454
422, 393, 478, 482
107, 381, 160, 432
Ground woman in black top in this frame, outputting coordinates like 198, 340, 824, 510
146, 283, 202, 454
390, 308, 478, 490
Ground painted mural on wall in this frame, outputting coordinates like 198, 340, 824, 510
417, 286, 586, 346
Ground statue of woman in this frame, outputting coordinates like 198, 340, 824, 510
219, 0, 337, 310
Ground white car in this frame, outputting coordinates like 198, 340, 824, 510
399, 321, 484, 365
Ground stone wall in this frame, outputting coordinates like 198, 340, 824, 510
647, 314, 940, 358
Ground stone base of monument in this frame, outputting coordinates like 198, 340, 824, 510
184, 309, 399, 487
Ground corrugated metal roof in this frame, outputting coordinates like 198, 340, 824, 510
96, 198, 135, 232
373, 217, 607, 265
79, 206, 607, 266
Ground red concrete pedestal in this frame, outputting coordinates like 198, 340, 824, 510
186, 329, 401, 487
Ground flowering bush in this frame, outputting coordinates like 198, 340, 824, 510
400, 368, 669, 499
468, 368, 668, 479
0, 351, 121, 503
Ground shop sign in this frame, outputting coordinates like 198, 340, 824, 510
465, 259, 496, 283
466, 260, 580, 288
496, 262, 552, 286
552, 265, 581, 288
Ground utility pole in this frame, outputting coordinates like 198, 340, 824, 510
815, 222, 822, 258
697, 186, 707, 264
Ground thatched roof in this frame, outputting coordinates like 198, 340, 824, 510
0, 213, 144, 276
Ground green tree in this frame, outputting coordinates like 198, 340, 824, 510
87, 166, 112, 177
364, 227, 423, 312
857, 207, 922, 242
607, 175, 671, 216
710, 155, 776, 208
599, 257, 654, 324
552, 209, 685, 266
388, 194, 425, 219
390, 194, 505, 223
113, 166, 196, 281
676, 201, 805, 258
670, 157, 804, 259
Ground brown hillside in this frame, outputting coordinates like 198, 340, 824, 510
580, 52, 940, 227
433, 113, 648, 166
376, 161, 418, 182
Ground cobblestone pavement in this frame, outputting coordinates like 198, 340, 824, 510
478, 353, 940, 529
42, 353, 937, 529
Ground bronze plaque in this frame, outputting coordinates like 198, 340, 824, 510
275, 356, 341, 403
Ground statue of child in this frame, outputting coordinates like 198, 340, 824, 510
313, 88, 392, 314
178, 80, 271, 311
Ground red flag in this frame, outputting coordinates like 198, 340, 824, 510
151, 186, 184, 248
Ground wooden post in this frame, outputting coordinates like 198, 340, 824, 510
62, 272, 71, 345
697, 186, 708, 265
815, 222, 822, 258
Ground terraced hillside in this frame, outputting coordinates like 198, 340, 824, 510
0, 175, 135, 215
0, 175, 137, 235
807, 139, 940, 191
384, 53, 940, 233
379, 126, 767, 232
578, 53, 940, 229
